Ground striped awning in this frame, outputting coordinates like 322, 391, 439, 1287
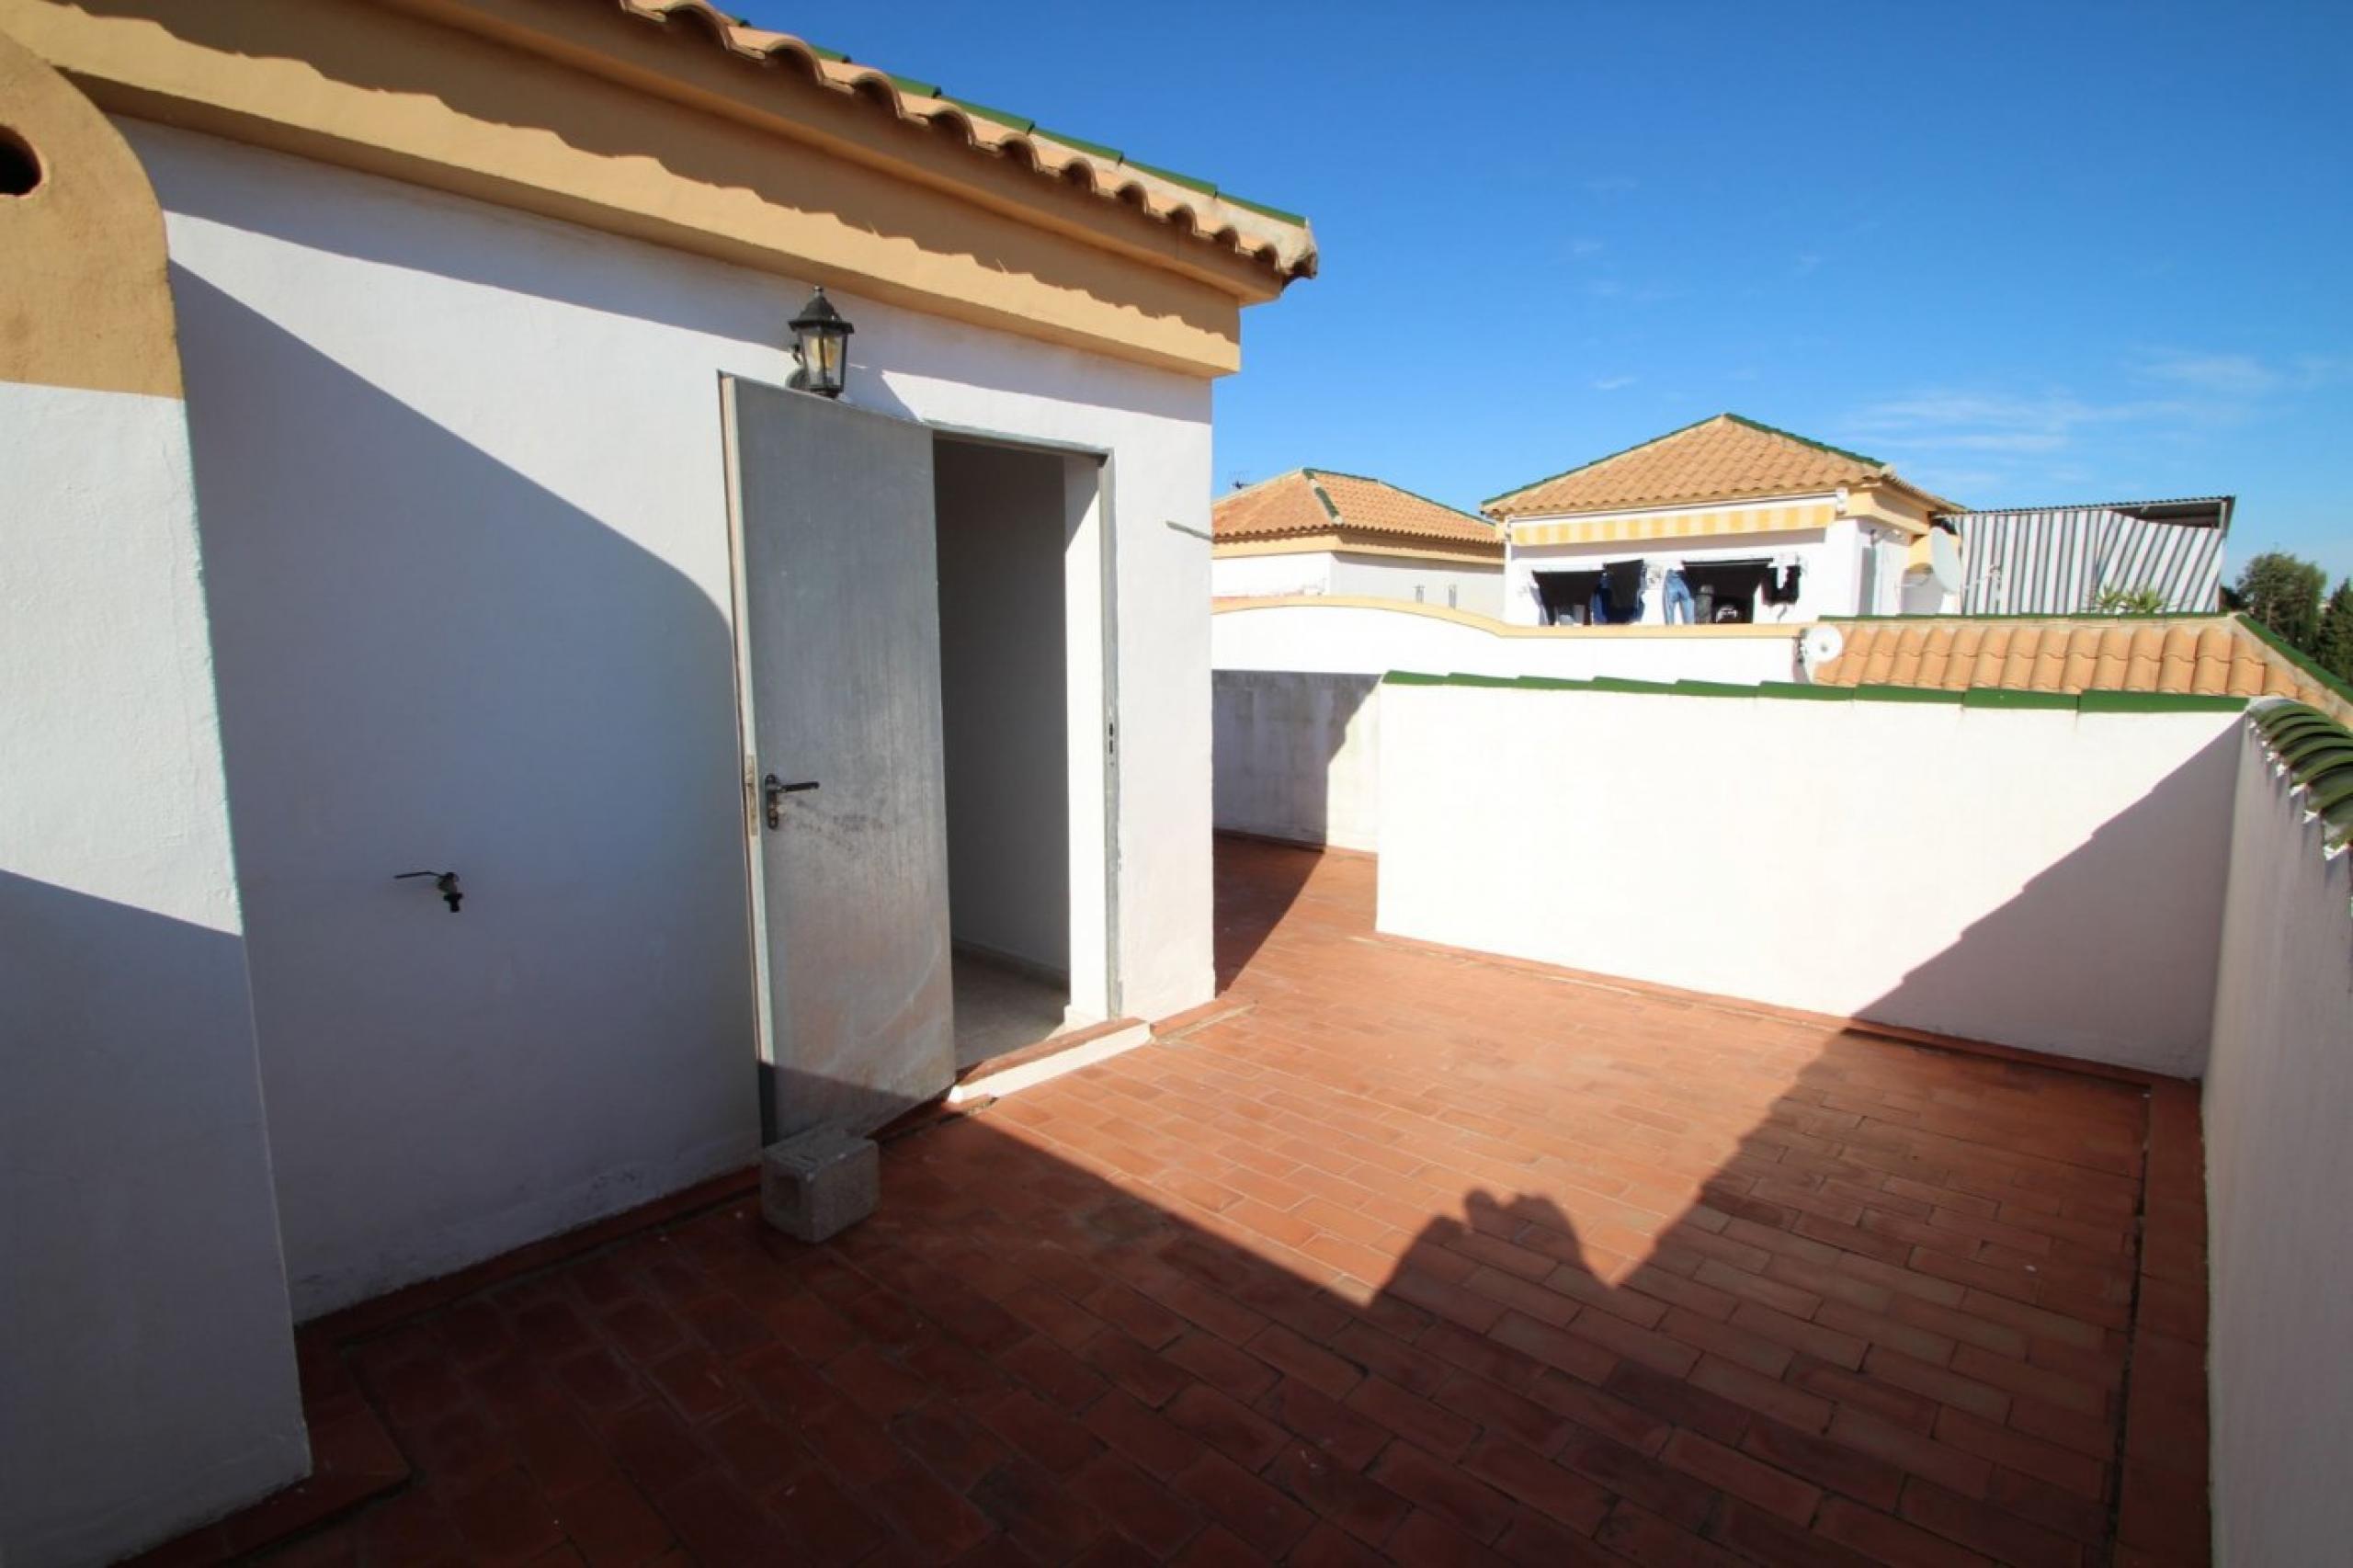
1515, 502, 1835, 549
1950, 507, 2227, 615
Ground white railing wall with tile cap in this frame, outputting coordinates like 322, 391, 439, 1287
1372, 675, 2244, 1075
2200, 701, 2353, 1566
1212, 596, 1802, 684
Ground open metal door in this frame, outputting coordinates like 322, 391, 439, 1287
722, 376, 952, 1141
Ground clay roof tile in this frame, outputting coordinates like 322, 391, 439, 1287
1813, 616, 2353, 722
612, 1, 1315, 281
1213, 470, 1501, 551
1483, 414, 1958, 519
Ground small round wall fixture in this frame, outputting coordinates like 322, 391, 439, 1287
790, 286, 853, 399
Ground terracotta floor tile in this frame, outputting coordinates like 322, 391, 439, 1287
131, 840, 2203, 1565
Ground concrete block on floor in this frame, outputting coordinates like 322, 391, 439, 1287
759, 1125, 878, 1242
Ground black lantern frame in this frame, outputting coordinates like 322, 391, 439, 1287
789, 286, 854, 399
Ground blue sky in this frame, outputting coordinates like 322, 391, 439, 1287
761, 0, 2352, 582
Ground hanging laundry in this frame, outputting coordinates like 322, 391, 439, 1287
1603, 559, 1647, 622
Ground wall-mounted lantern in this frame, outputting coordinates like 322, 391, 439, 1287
789, 286, 854, 399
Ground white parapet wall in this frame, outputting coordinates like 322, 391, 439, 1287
1211, 599, 1807, 852
2201, 707, 2353, 1565
1214, 595, 1803, 682
1212, 671, 1381, 850
1375, 675, 2244, 1074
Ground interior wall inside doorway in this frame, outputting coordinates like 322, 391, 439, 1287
933, 437, 1076, 980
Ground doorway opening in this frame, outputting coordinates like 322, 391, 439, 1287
930, 434, 1115, 1070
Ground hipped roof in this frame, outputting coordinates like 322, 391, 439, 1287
1215, 470, 1503, 551
1484, 414, 1960, 520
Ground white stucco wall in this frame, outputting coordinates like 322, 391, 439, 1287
1377, 681, 2240, 1073
1212, 672, 1381, 851
1214, 551, 1504, 616
1212, 551, 1335, 599
1325, 553, 1505, 617
1213, 599, 1802, 684
2201, 716, 2353, 1565
0, 382, 308, 1565
128, 119, 1216, 1315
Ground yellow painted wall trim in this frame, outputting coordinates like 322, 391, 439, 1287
1512, 502, 1836, 549
1490, 483, 1847, 523
1329, 541, 1506, 567
1844, 484, 1932, 538
0, 22, 178, 397
1215, 531, 1503, 566
1211, 595, 1801, 640
5, 0, 1256, 379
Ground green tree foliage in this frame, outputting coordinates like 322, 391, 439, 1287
2234, 552, 2327, 650
2315, 579, 2353, 681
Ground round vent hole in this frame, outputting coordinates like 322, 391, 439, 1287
0, 130, 41, 197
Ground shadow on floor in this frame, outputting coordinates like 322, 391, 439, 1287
1212, 834, 1327, 991
134, 846, 2207, 1567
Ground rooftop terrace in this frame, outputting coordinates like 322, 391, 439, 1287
140, 840, 2211, 1566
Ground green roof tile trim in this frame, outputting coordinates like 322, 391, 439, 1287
1851, 684, 1967, 705
1380, 671, 2251, 717
2260, 713, 2343, 746
1124, 159, 1219, 197
1302, 474, 1341, 521
944, 96, 1033, 133
1035, 127, 1123, 162
1961, 687, 2079, 710
2251, 700, 2353, 838
1300, 468, 1499, 532
2279, 736, 2353, 772
2075, 690, 2247, 714
2234, 614, 2353, 708
808, 48, 1309, 226
1758, 681, 1856, 701
1720, 413, 1884, 469
1222, 194, 1313, 226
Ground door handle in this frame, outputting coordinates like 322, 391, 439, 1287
762, 773, 819, 828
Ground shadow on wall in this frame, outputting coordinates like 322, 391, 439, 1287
126, 118, 1205, 431
171, 270, 762, 1318
193, 845, 2164, 1564
1857, 725, 2239, 1076
100, 0, 1237, 361
1211, 671, 1378, 854
0, 871, 310, 1561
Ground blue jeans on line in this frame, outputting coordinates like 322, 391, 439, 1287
1663, 571, 1696, 624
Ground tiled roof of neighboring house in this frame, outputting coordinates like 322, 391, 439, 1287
1813, 615, 2353, 721
1214, 470, 1503, 551
615, 2, 1315, 281
1483, 414, 1960, 520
